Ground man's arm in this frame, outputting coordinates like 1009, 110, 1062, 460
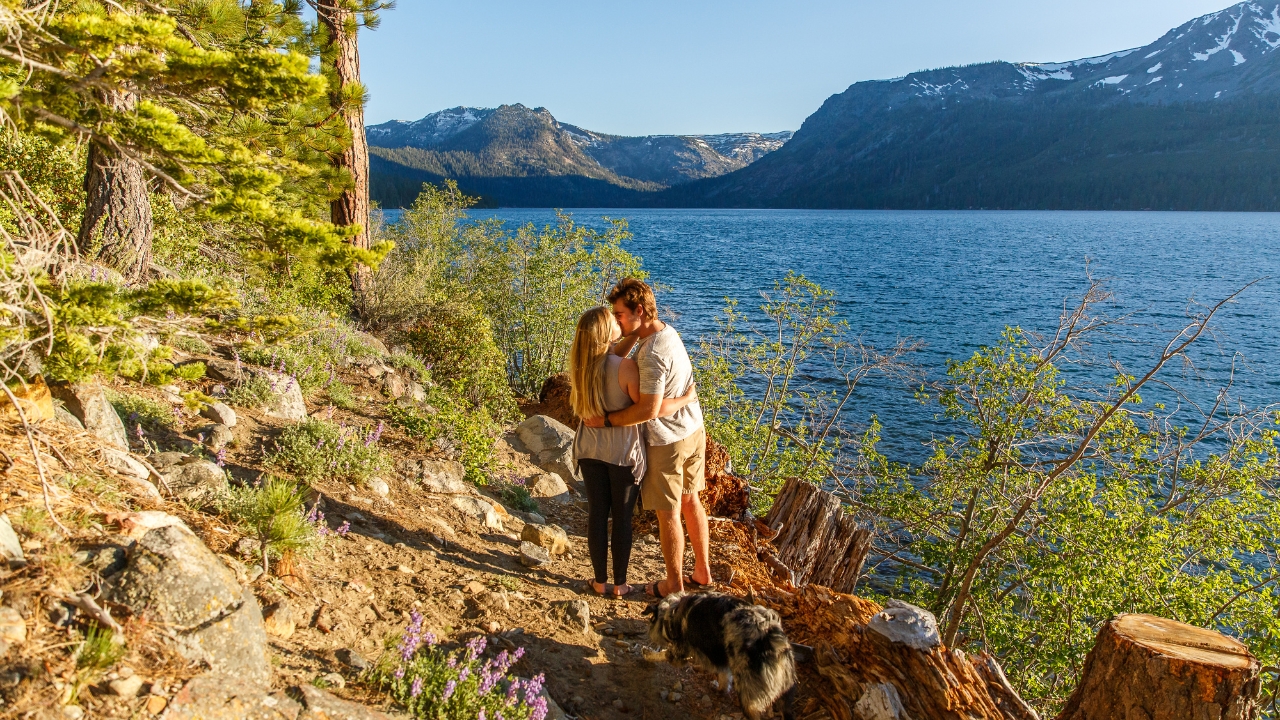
582, 393, 660, 428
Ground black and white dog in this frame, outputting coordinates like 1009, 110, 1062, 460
643, 592, 797, 720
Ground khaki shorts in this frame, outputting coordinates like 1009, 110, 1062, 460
641, 429, 706, 512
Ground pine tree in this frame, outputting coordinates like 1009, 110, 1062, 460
306, 0, 393, 305
0, 0, 390, 282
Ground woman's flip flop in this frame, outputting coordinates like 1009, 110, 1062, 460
584, 579, 607, 596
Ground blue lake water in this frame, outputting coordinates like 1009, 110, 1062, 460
383, 208, 1280, 463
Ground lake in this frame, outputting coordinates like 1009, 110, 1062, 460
382, 208, 1280, 463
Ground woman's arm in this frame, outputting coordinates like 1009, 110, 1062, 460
657, 383, 697, 418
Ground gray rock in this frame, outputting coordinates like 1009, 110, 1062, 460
150, 452, 189, 470
867, 600, 941, 651
553, 599, 590, 634
161, 675, 300, 720
253, 370, 307, 422
466, 589, 510, 619
318, 672, 345, 689
354, 331, 389, 357
105, 525, 270, 685
452, 496, 503, 530
383, 373, 406, 399
109, 675, 144, 698
202, 358, 243, 383
203, 424, 234, 452
519, 511, 547, 525
0, 607, 25, 650
337, 648, 370, 672
200, 402, 237, 428
367, 477, 390, 499
516, 415, 574, 455
536, 447, 581, 484
50, 382, 128, 450
75, 545, 128, 577
408, 381, 427, 403
53, 404, 83, 430
103, 448, 150, 481
521, 524, 570, 555
0, 515, 24, 569
420, 459, 467, 493
518, 542, 550, 568
527, 472, 569, 498
160, 460, 229, 504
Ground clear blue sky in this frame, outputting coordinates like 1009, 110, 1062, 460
360, 0, 1239, 136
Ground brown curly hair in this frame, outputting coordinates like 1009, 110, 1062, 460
606, 278, 657, 320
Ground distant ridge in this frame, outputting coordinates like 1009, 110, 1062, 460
367, 105, 791, 207
371, 2, 1280, 210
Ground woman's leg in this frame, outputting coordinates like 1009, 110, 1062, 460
578, 460, 612, 587
608, 464, 641, 588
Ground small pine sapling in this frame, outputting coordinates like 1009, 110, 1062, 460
222, 476, 316, 578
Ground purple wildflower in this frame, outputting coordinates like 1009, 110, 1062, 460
505, 678, 520, 706
398, 611, 424, 662
441, 679, 456, 700
336, 521, 350, 536
529, 696, 549, 720
135, 424, 145, 441
513, 647, 525, 662
466, 635, 487, 661
457, 667, 470, 684
215, 447, 227, 467
393, 667, 405, 679
524, 673, 545, 704
446, 655, 457, 669
365, 421, 385, 447
410, 676, 424, 698
278, 359, 287, 374
479, 710, 486, 720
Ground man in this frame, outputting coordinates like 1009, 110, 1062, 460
584, 278, 711, 598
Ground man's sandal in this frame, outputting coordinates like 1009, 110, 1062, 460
645, 581, 669, 599
684, 574, 713, 589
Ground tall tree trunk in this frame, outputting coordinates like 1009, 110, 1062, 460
316, 5, 372, 304
78, 91, 153, 284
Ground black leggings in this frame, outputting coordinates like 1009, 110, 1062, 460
578, 459, 641, 586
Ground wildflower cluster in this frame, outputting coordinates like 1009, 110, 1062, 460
264, 417, 390, 484
304, 504, 350, 537
377, 617, 546, 720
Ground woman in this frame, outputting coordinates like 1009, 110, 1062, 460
569, 306, 697, 597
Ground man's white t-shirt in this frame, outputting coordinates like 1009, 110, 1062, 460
635, 324, 704, 447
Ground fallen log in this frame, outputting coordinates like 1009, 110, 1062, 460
763, 477, 871, 593
1056, 613, 1260, 720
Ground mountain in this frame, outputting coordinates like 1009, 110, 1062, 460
664, 2, 1280, 210
367, 105, 791, 207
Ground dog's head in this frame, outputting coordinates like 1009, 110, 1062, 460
644, 592, 688, 647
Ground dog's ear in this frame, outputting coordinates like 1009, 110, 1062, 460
642, 602, 659, 620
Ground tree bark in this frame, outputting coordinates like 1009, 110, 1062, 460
78, 91, 153, 284
316, 4, 372, 301
763, 477, 871, 594
1057, 613, 1260, 720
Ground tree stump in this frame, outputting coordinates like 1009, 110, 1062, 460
763, 477, 871, 593
1057, 613, 1260, 720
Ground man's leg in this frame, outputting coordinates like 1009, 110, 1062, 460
681, 493, 712, 586
655, 509, 684, 596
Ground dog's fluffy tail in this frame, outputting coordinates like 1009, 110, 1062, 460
726, 606, 797, 718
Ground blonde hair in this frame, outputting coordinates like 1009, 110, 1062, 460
568, 306, 617, 420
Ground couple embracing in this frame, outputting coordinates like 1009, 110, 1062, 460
568, 278, 712, 599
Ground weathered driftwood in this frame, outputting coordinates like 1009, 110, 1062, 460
1056, 613, 1260, 720
763, 477, 871, 594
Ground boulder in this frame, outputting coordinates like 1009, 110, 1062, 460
107, 511, 190, 540
200, 402, 237, 428
552, 599, 591, 634
867, 600, 941, 651
465, 589, 510, 619
353, 331, 389, 357
106, 525, 270, 685
262, 601, 295, 640
421, 459, 468, 494
516, 415, 574, 455
160, 460, 230, 504
54, 403, 84, 430
521, 524, 570, 555
150, 452, 189, 470
0, 514, 26, 568
408, 381, 427, 403
202, 358, 243, 383
161, 675, 297, 720
253, 370, 307, 422
518, 542, 550, 568
108, 675, 144, 698
203, 424, 234, 452
383, 373, 407, 400
536, 447, 581, 485
367, 477, 390, 499
452, 496, 503, 531
103, 448, 150, 481
50, 382, 128, 450
527, 472, 569, 498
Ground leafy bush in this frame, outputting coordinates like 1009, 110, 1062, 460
265, 417, 390, 485
369, 182, 644, 399
220, 476, 318, 578
492, 476, 538, 513
325, 380, 357, 410
373, 618, 548, 720
226, 374, 274, 409
108, 390, 177, 431
239, 320, 385, 397
175, 362, 206, 381
387, 396, 497, 485
402, 303, 514, 420
170, 334, 213, 355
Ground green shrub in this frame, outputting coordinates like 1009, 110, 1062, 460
493, 476, 538, 513
108, 390, 177, 431
388, 350, 430, 383
326, 380, 357, 410
226, 375, 274, 409
220, 476, 318, 577
239, 322, 384, 397
386, 395, 496, 485
402, 303, 515, 422
265, 418, 390, 485
171, 334, 213, 355
175, 362, 206, 381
